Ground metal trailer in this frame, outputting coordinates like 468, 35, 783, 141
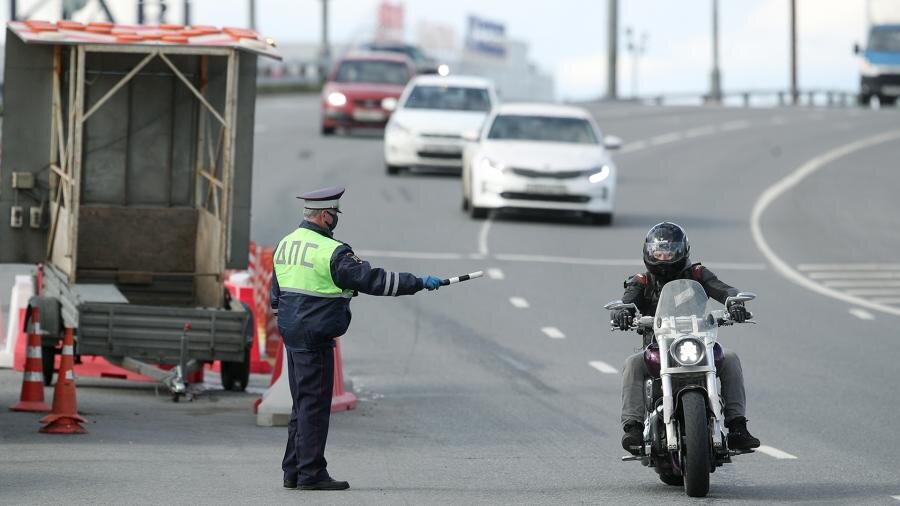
0, 21, 281, 398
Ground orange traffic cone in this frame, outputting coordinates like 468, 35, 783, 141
40, 327, 87, 434
331, 337, 357, 412
10, 307, 50, 412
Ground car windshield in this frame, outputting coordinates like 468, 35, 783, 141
486, 115, 599, 144
653, 279, 716, 339
403, 86, 492, 112
369, 45, 423, 63
334, 60, 410, 85
869, 27, 900, 52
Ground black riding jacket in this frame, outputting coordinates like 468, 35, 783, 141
620, 263, 739, 317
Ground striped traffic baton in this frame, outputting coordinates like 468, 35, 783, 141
440, 271, 484, 286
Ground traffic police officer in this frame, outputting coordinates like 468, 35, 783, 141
271, 186, 442, 491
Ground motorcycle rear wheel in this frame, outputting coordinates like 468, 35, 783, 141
681, 390, 711, 497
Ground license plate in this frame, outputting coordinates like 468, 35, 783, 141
421, 144, 461, 154
352, 109, 386, 122
882, 85, 900, 96
526, 184, 567, 195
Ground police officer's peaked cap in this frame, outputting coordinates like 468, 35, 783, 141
297, 186, 345, 212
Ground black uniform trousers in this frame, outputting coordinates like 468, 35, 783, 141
282, 347, 334, 485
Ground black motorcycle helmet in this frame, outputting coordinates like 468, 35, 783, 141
643, 222, 690, 280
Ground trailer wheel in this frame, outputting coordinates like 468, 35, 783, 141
221, 349, 250, 392
41, 345, 56, 385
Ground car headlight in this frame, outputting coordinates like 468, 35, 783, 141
478, 156, 507, 173
327, 91, 347, 107
588, 165, 611, 183
437, 64, 450, 76
671, 337, 705, 366
381, 97, 398, 111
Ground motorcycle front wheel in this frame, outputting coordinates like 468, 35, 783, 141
680, 390, 711, 497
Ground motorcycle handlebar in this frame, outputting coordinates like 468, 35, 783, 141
609, 312, 755, 331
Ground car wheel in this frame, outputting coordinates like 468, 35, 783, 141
386, 164, 403, 175
589, 213, 613, 225
321, 125, 335, 136
879, 95, 897, 106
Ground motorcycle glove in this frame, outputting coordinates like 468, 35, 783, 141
727, 301, 748, 323
613, 309, 635, 330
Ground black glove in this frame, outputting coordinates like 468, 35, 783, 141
727, 301, 748, 323
613, 309, 634, 330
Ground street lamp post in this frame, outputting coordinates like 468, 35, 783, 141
606, 0, 618, 100
626, 27, 648, 100
709, 0, 722, 103
790, 0, 798, 105
320, 0, 331, 82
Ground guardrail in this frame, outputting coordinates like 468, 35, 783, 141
635, 89, 859, 108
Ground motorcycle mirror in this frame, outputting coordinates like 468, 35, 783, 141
725, 292, 756, 306
604, 300, 638, 312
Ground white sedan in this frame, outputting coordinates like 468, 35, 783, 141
461, 103, 621, 224
384, 75, 497, 175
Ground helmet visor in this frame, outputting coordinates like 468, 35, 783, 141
645, 240, 687, 264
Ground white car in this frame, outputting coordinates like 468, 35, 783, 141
462, 103, 621, 224
384, 75, 497, 175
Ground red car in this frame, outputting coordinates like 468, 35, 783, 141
321, 52, 415, 135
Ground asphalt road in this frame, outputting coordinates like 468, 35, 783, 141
2, 94, 899, 505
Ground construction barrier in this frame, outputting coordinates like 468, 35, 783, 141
10, 306, 50, 412
1, 275, 34, 369
40, 328, 87, 434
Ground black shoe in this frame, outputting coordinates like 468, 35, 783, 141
727, 417, 760, 450
298, 477, 350, 491
621, 420, 643, 454
283, 479, 297, 489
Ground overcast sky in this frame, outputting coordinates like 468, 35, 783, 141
7, 0, 894, 100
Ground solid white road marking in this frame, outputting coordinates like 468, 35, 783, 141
589, 361, 618, 374
478, 217, 493, 256
849, 308, 875, 320
872, 297, 900, 305
541, 327, 566, 339
620, 140, 649, 153
823, 280, 900, 288
493, 253, 765, 271
891, 495, 900, 501
355, 250, 465, 260
756, 445, 798, 460
720, 120, 750, 131
650, 132, 682, 145
509, 297, 530, 309
487, 268, 505, 280
845, 288, 900, 296
685, 125, 716, 138
809, 271, 900, 279
750, 129, 900, 319
799, 263, 900, 271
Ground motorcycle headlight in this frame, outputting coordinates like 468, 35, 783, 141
588, 165, 611, 183
478, 156, 507, 174
671, 337, 705, 366
326, 91, 347, 107
381, 97, 398, 111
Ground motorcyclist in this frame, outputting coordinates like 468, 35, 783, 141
612, 222, 760, 454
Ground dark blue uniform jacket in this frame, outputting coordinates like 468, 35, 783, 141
270, 221, 424, 351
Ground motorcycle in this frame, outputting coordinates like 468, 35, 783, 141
604, 279, 756, 497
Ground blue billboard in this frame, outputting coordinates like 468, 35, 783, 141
465, 15, 507, 58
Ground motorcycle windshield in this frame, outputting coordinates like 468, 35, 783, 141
653, 279, 716, 339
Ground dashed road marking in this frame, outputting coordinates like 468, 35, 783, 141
770, 116, 787, 125
541, 327, 566, 339
356, 250, 466, 260
589, 361, 618, 374
487, 268, 505, 280
891, 495, 900, 501
509, 297, 530, 309
849, 308, 875, 320
620, 140, 648, 153
478, 217, 493, 256
873, 297, 900, 305
809, 271, 900, 279
823, 280, 900, 288
684, 125, 716, 138
845, 288, 900, 296
756, 445, 798, 459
